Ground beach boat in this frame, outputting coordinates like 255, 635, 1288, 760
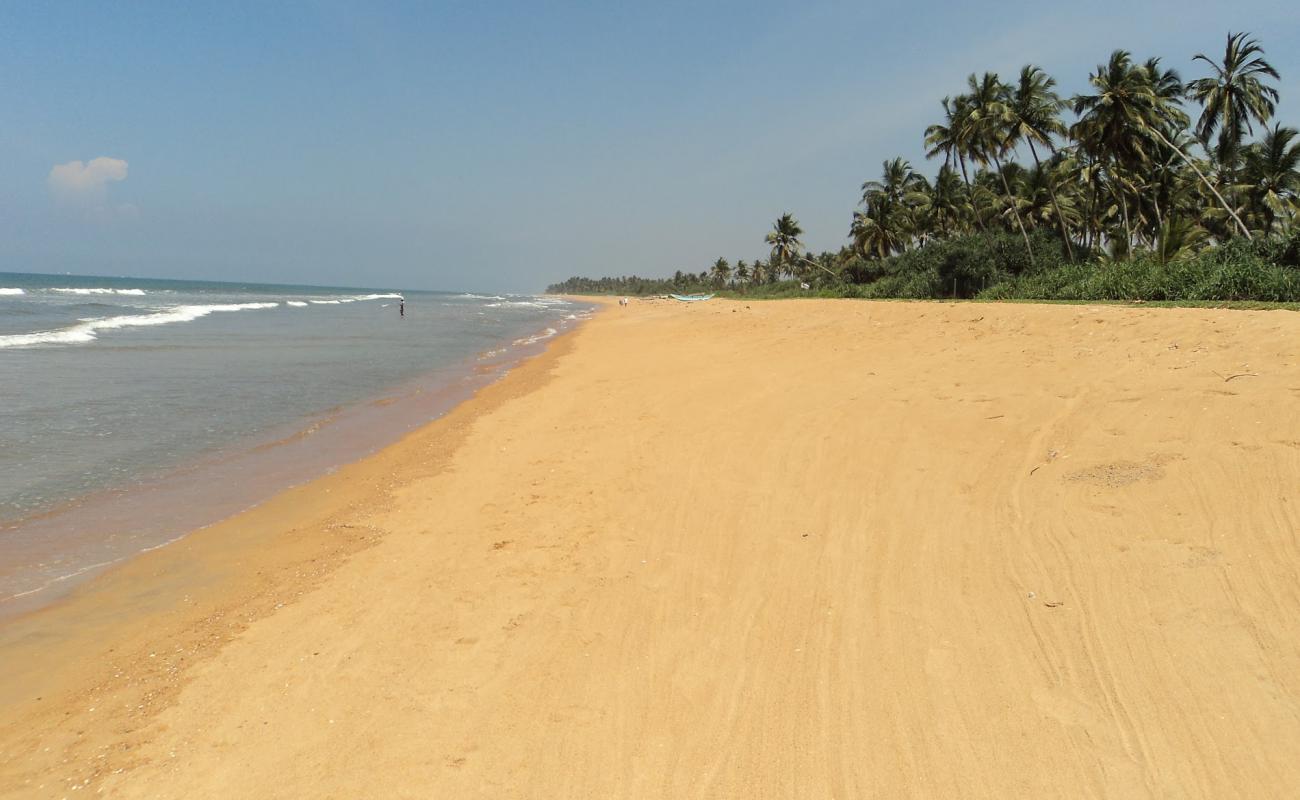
669, 293, 715, 302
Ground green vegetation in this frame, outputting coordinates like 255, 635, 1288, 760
549, 33, 1300, 304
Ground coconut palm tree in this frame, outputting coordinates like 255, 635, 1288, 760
925, 95, 987, 233
861, 158, 926, 206
1073, 50, 1251, 241
1241, 125, 1300, 235
853, 158, 927, 258
1007, 162, 1082, 237
920, 164, 970, 238
1007, 65, 1076, 260
1154, 216, 1211, 264
710, 257, 731, 286
734, 259, 750, 284
965, 72, 1035, 262
765, 213, 804, 276
1187, 32, 1280, 170
851, 208, 904, 260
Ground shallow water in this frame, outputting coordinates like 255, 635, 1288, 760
0, 272, 591, 611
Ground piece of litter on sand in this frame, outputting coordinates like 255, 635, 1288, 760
1027, 591, 1036, 599
1044, 601, 1064, 608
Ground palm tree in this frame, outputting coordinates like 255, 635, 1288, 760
1007, 162, 1081, 237
1073, 50, 1251, 241
869, 158, 929, 209
710, 257, 731, 286
851, 208, 903, 260
920, 164, 970, 238
1187, 32, 1280, 170
1241, 125, 1300, 235
925, 96, 987, 232
734, 259, 750, 284
1154, 216, 1210, 264
1007, 65, 1075, 260
765, 213, 804, 276
853, 158, 926, 257
965, 72, 1035, 262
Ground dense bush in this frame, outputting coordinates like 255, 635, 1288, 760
857, 231, 1070, 299
980, 241, 1300, 302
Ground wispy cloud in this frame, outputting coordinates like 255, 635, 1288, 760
48, 157, 136, 220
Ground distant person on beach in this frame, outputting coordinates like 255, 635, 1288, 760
620, 297, 629, 307
400, 299, 405, 317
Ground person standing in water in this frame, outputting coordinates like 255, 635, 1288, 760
399, 298, 405, 318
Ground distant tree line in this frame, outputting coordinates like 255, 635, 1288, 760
550, 34, 1300, 302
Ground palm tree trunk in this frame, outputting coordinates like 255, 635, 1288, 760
1027, 141, 1075, 262
956, 155, 987, 233
1149, 128, 1252, 240
1118, 186, 1133, 254
991, 152, 1035, 266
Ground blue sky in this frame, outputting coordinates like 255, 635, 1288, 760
2, 1, 1297, 292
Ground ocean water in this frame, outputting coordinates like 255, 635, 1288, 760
0, 272, 591, 612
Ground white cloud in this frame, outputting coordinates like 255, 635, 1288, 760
48, 157, 134, 219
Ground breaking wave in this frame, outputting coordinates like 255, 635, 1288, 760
0, 302, 281, 348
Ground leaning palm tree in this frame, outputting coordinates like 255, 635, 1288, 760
1241, 125, 1300, 235
1073, 49, 1251, 240
1187, 32, 1280, 170
1007, 65, 1075, 260
765, 213, 804, 276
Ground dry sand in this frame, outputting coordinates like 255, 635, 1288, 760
2, 298, 1300, 798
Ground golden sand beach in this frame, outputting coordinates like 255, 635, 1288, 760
2, 298, 1299, 798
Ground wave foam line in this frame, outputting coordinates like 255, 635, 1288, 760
51, 287, 147, 296
0, 302, 280, 348
513, 327, 558, 346
0, 288, 25, 295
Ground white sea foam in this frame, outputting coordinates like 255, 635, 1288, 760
286, 301, 309, 307
486, 301, 547, 309
0, 302, 280, 348
356, 293, 404, 301
458, 293, 506, 301
513, 327, 558, 346
309, 299, 343, 305
51, 287, 147, 296
0, 288, 24, 295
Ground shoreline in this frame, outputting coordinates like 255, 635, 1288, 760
5, 297, 1300, 797
0, 306, 599, 794
0, 310, 589, 620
